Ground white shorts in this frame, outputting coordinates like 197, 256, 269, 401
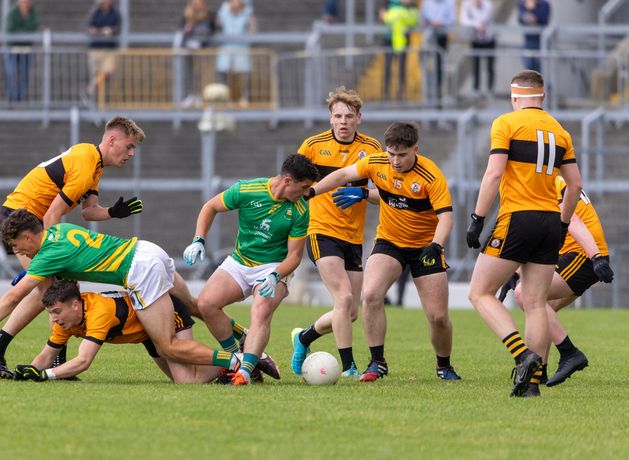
126, 240, 175, 311
218, 255, 291, 298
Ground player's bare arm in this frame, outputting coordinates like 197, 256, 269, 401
42, 195, 72, 229
0, 275, 41, 322
312, 164, 363, 196
474, 153, 507, 216
433, 211, 454, 247
273, 237, 306, 279
558, 162, 583, 224
565, 213, 599, 257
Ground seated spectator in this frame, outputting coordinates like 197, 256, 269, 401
3, 0, 39, 103
460, 0, 495, 96
85, 0, 121, 99
216, 0, 256, 107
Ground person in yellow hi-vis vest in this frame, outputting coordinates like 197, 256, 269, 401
381, 0, 418, 100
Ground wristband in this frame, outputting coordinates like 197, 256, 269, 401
44, 369, 57, 380
192, 236, 205, 245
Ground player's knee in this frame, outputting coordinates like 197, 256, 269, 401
513, 287, 524, 310
427, 311, 450, 328
334, 292, 354, 313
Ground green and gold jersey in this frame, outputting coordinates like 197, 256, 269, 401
221, 178, 309, 266
26, 223, 137, 286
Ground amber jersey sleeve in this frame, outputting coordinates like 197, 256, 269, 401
356, 153, 452, 248
298, 129, 382, 244
3, 143, 103, 220
555, 176, 608, 257
47, 292, 148, 348
490, 107, 576, 219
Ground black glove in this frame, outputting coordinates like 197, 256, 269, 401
591, 254, 613, 283
14, 365, 48, 382
498, 273, 520, 302
108, 196, 143, 218
559, 221, 569, 249
418, 242, 443, 268
466, 213, 485, 249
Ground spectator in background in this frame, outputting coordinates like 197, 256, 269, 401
3, 0, 39, 103
86, 0, 121, 99
216, 0, 256, 107
180, 0, 216, 107
460, 0, 495, 96
420, 0, 456, 101
323, 0, 340, 23
182, 0, 215, 50
518, 0, 551, 72
380, 0, 418, 101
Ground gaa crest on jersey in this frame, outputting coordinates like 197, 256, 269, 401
411, 182, 421, 193
284, 208, 293, 220
358, 150, 367, 160
489, 238, 503, 248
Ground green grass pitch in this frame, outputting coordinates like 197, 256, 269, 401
2, 305, 629, 459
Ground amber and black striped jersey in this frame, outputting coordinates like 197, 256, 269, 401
3, 143, 103, 220
355, 153, 452, 248
48, 291, 147, 348
298, 129, 382, 244
490, 107, 576, 219
556, 176, 608, 257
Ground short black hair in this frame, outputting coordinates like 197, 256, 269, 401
42, 280, 81, 308
281, 154, 320, 182
1, 208, 43, 244
384, 122, 419, 149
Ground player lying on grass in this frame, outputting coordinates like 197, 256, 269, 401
0, 209, 240, 378
13, 280, 278, 383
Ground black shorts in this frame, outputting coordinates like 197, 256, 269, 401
483, 210, 561, 264
556, 252, 602, 296
306, 233, 363, 272
371, 239, 448, 278
0, 206, 15, 254
143, 294, 195, 358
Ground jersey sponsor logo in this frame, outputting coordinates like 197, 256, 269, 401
387, 196, 408, 210
411, 182, 421, 193
377, 171, 387, 181
319, 149, 332, 156
260, 219, 271, 231
254, 218, 273, 241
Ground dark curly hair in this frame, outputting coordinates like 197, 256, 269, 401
1, 208, 43, 244
281, 154, 320, 182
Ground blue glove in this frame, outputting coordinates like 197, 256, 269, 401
332, 187, 369, 209
11, 270, 27, 286
183, 236, 205, 265
256, 272, 279, 298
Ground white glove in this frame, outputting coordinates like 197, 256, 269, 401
183, 237, 205, 265
256, 272, 279, 298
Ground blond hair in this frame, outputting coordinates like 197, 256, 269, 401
105, 116, 145, 142
326, 86, 363, 114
